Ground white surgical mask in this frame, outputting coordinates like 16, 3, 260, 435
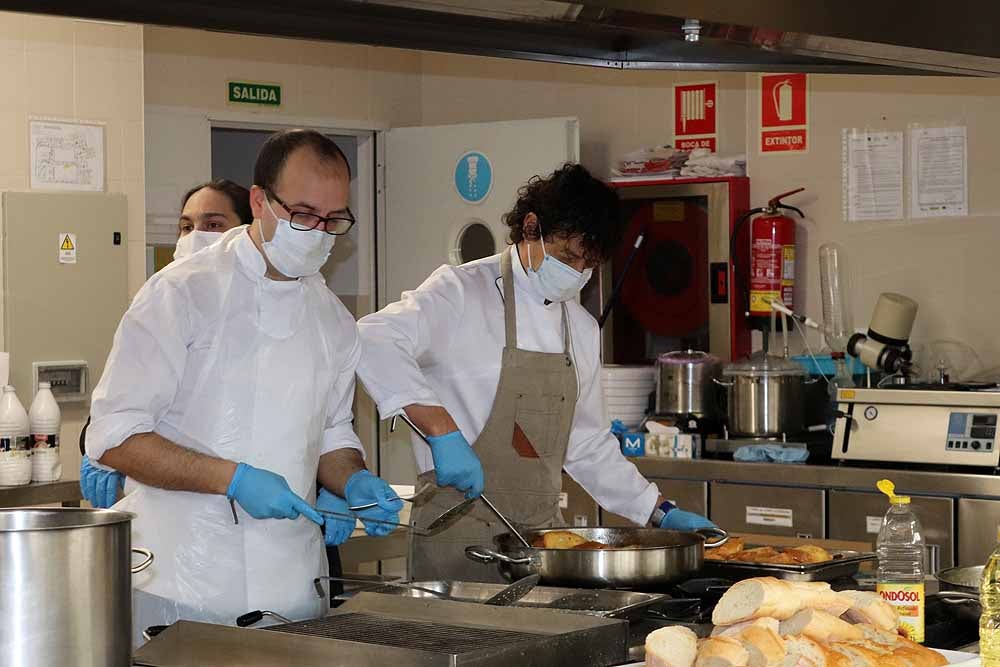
527, 228, 592, 303
260, 198, 336, 278
174, 230, 222, 261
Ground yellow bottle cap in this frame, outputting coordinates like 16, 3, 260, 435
877, 479, 911, 504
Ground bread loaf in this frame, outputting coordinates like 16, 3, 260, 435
646, 625, 698, 667
695, 636, 750, 667
779, 609, 863, 643
712, 578, 802, 624
838, 590, 899, 632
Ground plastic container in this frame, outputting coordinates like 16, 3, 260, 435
819, 243, 854, 354
875, 479, 926, 643
0, 385, 32, 486
29, 382, 61, 482
981, 544, 1000, 666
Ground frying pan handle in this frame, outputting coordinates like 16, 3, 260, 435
465, 545, 533, 565
932, 591, 980, 604
131, 548, 154, 574
712, 378, 734, 388
698, 527, 729, 549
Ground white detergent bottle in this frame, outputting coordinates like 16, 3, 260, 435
0, 385, 32, 486
29, 382, 61, 482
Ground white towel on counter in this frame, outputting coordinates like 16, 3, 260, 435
680, 148, 746, 177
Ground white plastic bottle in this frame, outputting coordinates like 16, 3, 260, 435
876, 479, 926, 643
0, 386, 32, 486
29, 382, 61, 482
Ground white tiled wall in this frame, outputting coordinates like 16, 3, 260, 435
0, 12, 145, 483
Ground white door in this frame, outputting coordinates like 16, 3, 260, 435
377, 117, 580, 484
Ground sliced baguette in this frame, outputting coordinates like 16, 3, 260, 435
838, 590, 898, 632
740, 620, 786, 667
712, 617, 780, 638
779, 609, 863, 643
646, 625, 699, 667
891, 638, 948, 667
713, 578, 803, 624
781, 635, 830, 667
785, 582, 851, 617
696, 636, 750, 667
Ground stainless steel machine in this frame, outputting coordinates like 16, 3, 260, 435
833, 385, 1000, 467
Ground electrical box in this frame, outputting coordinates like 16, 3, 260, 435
2, 192, 128, 402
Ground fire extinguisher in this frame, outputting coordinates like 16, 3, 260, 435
732, 188, 805, 323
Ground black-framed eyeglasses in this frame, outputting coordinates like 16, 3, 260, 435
266, 190, 356, 236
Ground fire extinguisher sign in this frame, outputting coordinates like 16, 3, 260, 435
674, 81, 717, 153
759, 73, 808, 154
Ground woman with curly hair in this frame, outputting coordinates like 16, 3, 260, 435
358, 163, 716, 580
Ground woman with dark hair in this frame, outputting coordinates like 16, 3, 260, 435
357, 163, 716, 581
173, 179, 253, 260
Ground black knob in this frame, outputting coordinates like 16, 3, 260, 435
972, 441, 982, 450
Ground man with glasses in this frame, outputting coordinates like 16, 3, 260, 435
88, 129, 400, 642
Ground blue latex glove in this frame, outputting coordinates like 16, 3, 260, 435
316, 488, 356, 546
79, 455, 124, 508
344, 470, 404, 537
660, 508, 718, 532
226, 463, 323, 525
427, 430, 485, 499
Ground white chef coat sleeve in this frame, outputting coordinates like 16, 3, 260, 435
356, 265, 466, 418
320, 324, 366, 457
87, 278, 191, 462
562, 317, 660, 527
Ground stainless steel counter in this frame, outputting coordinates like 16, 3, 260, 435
0, 480, 82, 507
631, 458, 1000, 499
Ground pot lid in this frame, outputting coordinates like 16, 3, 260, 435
657, 349, 720, 366
723, 351, 806, 377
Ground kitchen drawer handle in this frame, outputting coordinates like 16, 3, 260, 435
131, 548, 154, 574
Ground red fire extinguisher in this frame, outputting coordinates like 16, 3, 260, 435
733, 188, 805, 320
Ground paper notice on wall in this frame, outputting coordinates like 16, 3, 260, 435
842, 129, 904, 222
746, 506, 794, 528
867, 515, 883, 534
909, 126, 968, 218
30, 120, 105, 192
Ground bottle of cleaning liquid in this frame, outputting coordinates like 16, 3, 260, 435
0, 385, 31, 486
876, 479, 926, 643
981, 544, 1000, 666
29, 382, 61, 482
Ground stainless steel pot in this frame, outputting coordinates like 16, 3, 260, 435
465, 526, 728, 588
655, 350, 722, 417
0, 508, 153, 667
715, 353, 812, 437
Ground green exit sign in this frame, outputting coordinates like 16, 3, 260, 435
228, 81, 281, 106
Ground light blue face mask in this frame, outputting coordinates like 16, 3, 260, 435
528, 227, 593, 303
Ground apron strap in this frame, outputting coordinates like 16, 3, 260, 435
560, 303, 571, 357
500, 250, 518, 348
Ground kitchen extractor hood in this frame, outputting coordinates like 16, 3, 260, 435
4, 0, 1000, 75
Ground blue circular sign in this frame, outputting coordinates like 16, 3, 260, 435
454, 151, 493, 204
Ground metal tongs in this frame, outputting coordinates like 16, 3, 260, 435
392, 412, 533, 549
313, 507, 430, 536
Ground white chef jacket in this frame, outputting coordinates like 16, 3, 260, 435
87, 226, 364, 630
357, 247, 659, 526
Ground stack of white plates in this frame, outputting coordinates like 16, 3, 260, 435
602, 365, 656, 428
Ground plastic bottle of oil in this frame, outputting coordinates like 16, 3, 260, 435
875, 479, 926, 643
981, 545, 1000, 665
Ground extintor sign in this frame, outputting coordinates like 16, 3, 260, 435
760, 74, 808, 154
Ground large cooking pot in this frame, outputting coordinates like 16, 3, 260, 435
465, 526, 727, 588
715, 352, 811, 437
0, 507, 153, 667
656, 350, 722, 417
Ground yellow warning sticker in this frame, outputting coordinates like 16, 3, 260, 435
59, 233, 77, 264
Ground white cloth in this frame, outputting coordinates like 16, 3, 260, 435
357, 247, 659, 526
679, 148, 746, 177
88, 226, 363, 639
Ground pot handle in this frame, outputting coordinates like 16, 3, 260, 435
698, 527, 730, 549
932, 591, 980, 604
131, 547, 154, 574
712, 378, 734, 388
465, 545, 533, 565
804, 376, 821, 385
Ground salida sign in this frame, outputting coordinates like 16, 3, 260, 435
228, 81, 282, 107
759, 74, 808, 153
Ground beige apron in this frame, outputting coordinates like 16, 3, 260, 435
409, 250, 579, 582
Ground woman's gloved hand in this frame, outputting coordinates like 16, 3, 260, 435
343, 470, 404, 537
659, 507, 718, 532
226, 463, 323, 525
426, 431, 485, 499
316, 488, 356, 546
79, 455, 124, 508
